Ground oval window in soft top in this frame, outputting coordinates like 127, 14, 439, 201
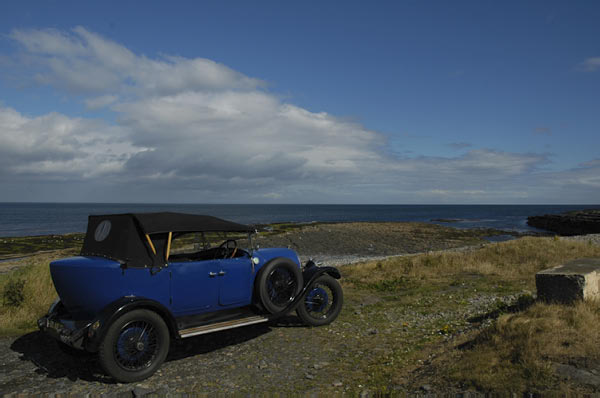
94, 220, 112, 242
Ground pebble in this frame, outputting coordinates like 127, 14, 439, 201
420, 384, 432, 392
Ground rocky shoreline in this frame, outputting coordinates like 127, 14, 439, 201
527, 209, 600, 236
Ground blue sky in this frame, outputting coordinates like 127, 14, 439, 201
0, 1, 599, 204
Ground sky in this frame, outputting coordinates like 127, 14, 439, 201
0, 0, 599, 204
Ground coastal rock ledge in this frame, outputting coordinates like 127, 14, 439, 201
527, 209, 600, 236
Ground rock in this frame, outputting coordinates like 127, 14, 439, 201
420, 384, 432, 392
258, 360, 268, 369
555, 364, 600, 388
527, 210, 600, 236
536, 258, 600, 303
133, 385, 153, 397
332, 381, 343, 387
305, 373, 315, 380
368, 329, 378, 335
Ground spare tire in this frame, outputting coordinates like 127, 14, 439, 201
257, 258, 303, 314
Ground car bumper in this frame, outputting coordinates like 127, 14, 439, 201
37, 302, 90, 350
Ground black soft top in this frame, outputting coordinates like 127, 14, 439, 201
80, 212, 252, 268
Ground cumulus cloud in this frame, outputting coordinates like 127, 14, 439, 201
85, 95, 118, 110
0, 106, 139, 180
1, 27, 599, 203
10, 27, 262, 95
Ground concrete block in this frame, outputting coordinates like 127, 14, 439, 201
536, 258, 600, 304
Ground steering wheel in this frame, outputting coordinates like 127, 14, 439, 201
217, 239, 237, 259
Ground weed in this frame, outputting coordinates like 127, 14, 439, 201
3, 279, 25, 307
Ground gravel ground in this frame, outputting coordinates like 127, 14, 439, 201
0, 292, 523, 397
560, 233, 600, 246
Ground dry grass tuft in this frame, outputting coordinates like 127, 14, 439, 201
450, 300, 600, 391
342, 237, 600, 391
0, 252, 65, 336
343, 237, 600, 289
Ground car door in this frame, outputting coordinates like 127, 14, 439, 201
169, 259, 219, 315
216, 256, 254, 307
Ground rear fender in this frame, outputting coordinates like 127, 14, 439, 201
85, 296, 178, 352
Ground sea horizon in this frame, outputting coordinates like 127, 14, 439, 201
0, 202, 598, 238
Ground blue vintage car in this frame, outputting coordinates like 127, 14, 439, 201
38, 212, 343, 382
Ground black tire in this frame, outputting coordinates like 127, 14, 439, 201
98, 309, 170, 383
296, 275, 343, 326
257, 258, 303, 314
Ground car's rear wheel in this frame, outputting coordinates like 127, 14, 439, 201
296, 275, 343, 326
257, 258, 303, 314
98, 309, 170, 383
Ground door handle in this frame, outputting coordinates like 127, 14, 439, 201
208, 272, 217, 277
218, 270, 226, 276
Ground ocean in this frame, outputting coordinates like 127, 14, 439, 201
0, 203, 598, 237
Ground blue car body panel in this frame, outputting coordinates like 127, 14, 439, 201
50, 256, 170, 320
50, 247, 301, 320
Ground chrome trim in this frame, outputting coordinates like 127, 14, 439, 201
179, 315, 269, 338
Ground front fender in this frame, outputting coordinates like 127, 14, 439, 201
85, 296, 178, 352
302, 260, 341, 281
270, 262, 341, 318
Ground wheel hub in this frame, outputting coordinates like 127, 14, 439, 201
306, 287, 329, 312
136, 341, 145, 351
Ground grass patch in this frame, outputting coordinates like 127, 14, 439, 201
448, 300, 600, 392
0, 234, 84, 258
336, 237, 600, 393
343, 236, 600, 289
0, 251, 70, 336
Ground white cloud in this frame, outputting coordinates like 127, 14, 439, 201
0, 106, 139, 180
1, 27, 599, 203
578, 57, 600, 72
85, 95, 118, 110
10, 27, 263, 95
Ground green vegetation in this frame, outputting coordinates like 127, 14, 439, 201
0, 233, 84, 258
337, 237, 600, 393
447, 300, 600, 392
0, 250, 76, 336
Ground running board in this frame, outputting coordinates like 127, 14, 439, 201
178, 315, 270, 338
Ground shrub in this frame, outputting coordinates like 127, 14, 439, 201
3, 279, 25, 307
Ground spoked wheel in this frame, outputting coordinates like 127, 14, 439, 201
114, 320, 159, 371
297, 275, 343, 326
258, 258, 303, 313
267, 267, 298, 306
99, 309, 170, 382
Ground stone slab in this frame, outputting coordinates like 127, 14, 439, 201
536, 258, 600, 304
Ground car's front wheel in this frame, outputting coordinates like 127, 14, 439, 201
98, 309, 170, 383
257, 258, 303, 314
296, 275, 343, 326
